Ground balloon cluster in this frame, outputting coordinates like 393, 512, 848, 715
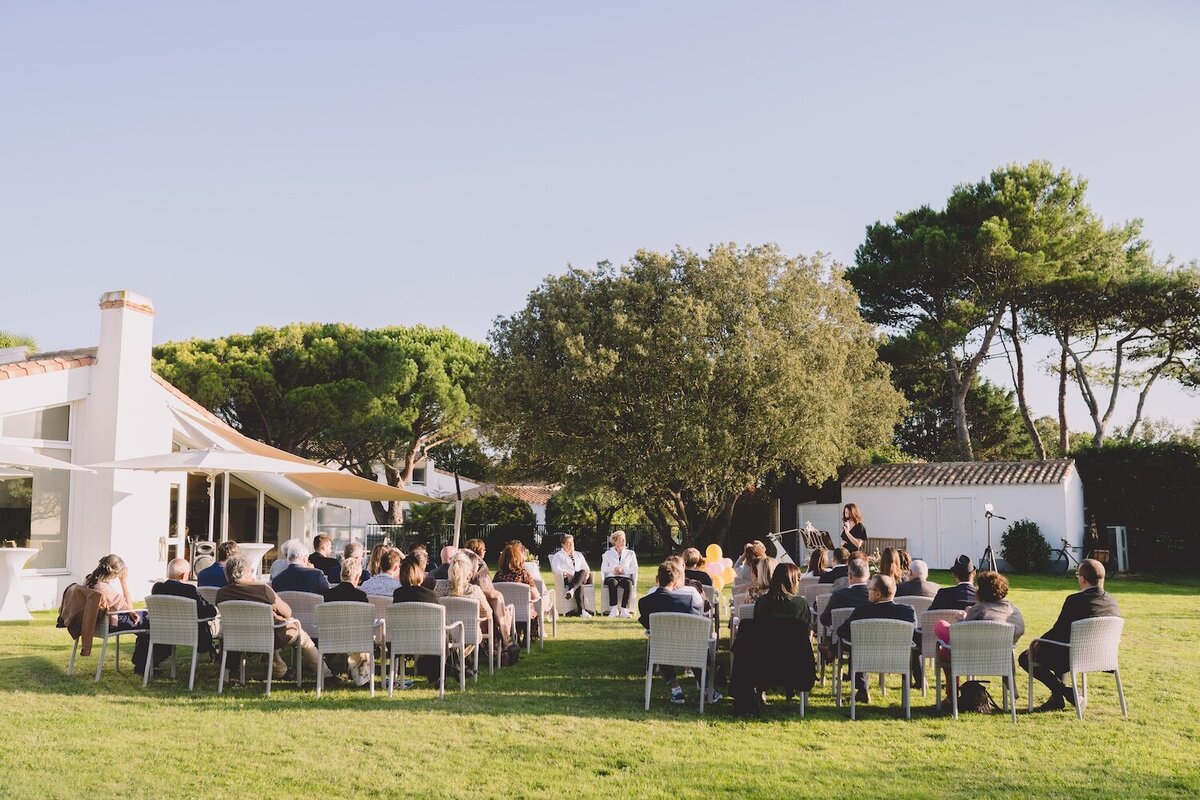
702, 544, 736, 590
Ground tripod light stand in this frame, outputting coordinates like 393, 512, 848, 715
982, 503, 1006, 572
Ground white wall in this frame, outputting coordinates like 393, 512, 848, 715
845, 481, 1084, 570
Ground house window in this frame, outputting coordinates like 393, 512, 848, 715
1, 404, 74, 570
410, 467, 427, 486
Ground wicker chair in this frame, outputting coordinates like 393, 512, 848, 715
1027, 616, 1127, 720
917, 609, 967, 697
846, 619, 916, 720
813, 592, 834, 683
532, 577, 558, 638
702, 585, 721, 636
440, 596, 491, 680
829, 607, 856, 705
384, 601, 463, 699
645, 612, 716, 713
600, 574, 638, 615
434, 579, 449, 595
315, 602, 377, 698
277, 591, 324, 642
197, 586, 220, 607
894, 595, 934, 615
67, 612, 144, 682
936, 620, 1016, 722
494, 582, 544, 653
216, 600, 300, 697
141, 594, 215, 691
552, 573, 596, 617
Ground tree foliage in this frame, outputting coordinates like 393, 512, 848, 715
153, 323, 488, 523
480, 244, 904, 548
0, 331, 36, 350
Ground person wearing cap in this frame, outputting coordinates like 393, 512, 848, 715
929, 555, 977, 611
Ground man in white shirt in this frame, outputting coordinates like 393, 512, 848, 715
600, 530, 638, 618
360, 549, 403, 597
549, 535, 592, 618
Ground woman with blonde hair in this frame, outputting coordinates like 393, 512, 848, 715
804, 547, 829, 581
600, 530, 638, 617
749, 556, 777, 600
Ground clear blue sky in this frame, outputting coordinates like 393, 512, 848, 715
3, 2, 1197, 429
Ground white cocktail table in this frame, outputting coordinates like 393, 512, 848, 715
0, 548, 38, 621
238, 543, 275, 580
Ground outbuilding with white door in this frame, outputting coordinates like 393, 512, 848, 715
833, 460, 1084, 570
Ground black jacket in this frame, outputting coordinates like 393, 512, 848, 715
309, 553, 342, 585
1041, 587, 1121, 644
730, 617, 816, 709
819, 564, 848, 585
324, 582, 369, 603
837, 599, 916, 641
820, 583, 870, 627
930, 582, 977, 611
393, 585, 439, 605
271, 564, 331, 594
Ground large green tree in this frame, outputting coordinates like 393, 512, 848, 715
154, 323, 488, 523
0, 331, 36, 350
480, 244, 904, 549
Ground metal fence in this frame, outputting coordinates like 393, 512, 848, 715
361, 522, 673, 560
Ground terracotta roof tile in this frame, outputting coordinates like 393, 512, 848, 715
843, 459, 1075, 488
0, 347, 97, 381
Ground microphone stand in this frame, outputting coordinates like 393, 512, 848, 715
983, 510, 1006, 573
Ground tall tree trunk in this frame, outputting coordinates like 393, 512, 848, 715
1127, 358, 1169, 439
946, 306, 1007, 461
1007, 308, 1046, 460
1057, 339, 1070, 456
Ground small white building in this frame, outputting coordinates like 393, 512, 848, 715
0, 290, 407, 611
833, 460, 1084, 570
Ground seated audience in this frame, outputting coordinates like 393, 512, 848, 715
84, 554, 145, 631
132, 558, 217, 675
393, 555, 438, 604
638, 559, 717, 705
895, 559, 940, 598
819, 559, 871, 630
754, 562, 812, 627
439, 553, 493, 668
360, 548, 404, 597
934, 570, 1024, 701
431, 545, 456, 581
930, 555, 977, 610
367, 543, 388, 577
804, 548, 829, 580
550, 534, 593, 617
343, 541, 370, 584
463, 549, 512, 648
309, 533, 341, 584
879, 547, 903, 584
197, 541, 240, 588
832, 552, 867, 591
1020, 559, 1121, 712
898, 548, 913, 581
464, 538, 489, 577
735, 540, 767, 582
836, 574, 919, 704
494, 542, 541, 644
216, 556, 334, 684
600, 530, 638, 617
324, 557, 369, 603
748, 556, 777, 600
272, 539, 332, 594
682, 548, 713, 588
818, 547, 850, 585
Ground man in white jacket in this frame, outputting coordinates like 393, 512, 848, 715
549, 534, 593, 618
600, 530, 638, 617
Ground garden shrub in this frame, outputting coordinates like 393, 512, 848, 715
1001, 518, 1050, 573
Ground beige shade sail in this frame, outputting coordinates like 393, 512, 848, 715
0, 443, 93, 472
176, 410, 447, 504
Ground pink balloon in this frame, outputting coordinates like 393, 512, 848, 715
721, 558, 733, 570
705, 562, 722, 577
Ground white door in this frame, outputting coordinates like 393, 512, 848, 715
919, 497, 939, 564
939, 496, 976, 568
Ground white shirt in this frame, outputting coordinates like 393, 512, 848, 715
601, 547, 638, 580
549, 549, 589, 576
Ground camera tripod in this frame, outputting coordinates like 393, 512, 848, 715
981, 505, 1006, 573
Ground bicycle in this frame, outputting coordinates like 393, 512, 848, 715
1048, 538, 1083, 575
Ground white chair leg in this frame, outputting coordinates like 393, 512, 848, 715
1070, 671, 1082, 721
240, 654, 246, 686
368, 651, 375, 698
799, 691, 806, 718
142, 643, 154, 688
316, 648, 324, 698
188, 650, 198, 692
699, 667, 707, 714
438, 650, 446, 700
95, 636, 108, 682
1009, 668, 1017, 723
218, 650, 228, 694
850, 666, 857, 721
170, 646, 177, 680
903, 673, 911, 720
1115, 668, 1127, 719
265, 654, 273, 698
295, 645, 302, 689
951, 668, 959, 720
644, 664, 653, 711
458, 642, 465, 692
68, 639, 79, 675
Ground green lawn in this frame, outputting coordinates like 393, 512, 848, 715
1, 568, 1197, 799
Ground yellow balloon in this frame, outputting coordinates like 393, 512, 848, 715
722, 567, 736, 583
705, 544, 723, 563
711, 574, 725, 591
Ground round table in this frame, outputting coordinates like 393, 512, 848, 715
238, 543, 275, 580
0, 548, 38, 621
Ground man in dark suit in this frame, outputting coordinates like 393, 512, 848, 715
197, 541, 240, 588
818, 547, 850, 585
132, 558, 218, 675
1020, 559, 1121, 711
639, 559, 713, 705
837, 574, 920, 703
819, 559, 871, 628
308, 534, 341, 585
430, 545, 455, 581
272, 539, 331, 594
929, 555, 977, 610
895, 559, 941, 598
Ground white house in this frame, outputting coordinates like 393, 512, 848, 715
828, 460, 1085, 569
0, 290, 412, 611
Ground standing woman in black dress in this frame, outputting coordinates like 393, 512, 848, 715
841, 503, 866, 553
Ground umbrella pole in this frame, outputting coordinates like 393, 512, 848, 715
206, 473, 215, 542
